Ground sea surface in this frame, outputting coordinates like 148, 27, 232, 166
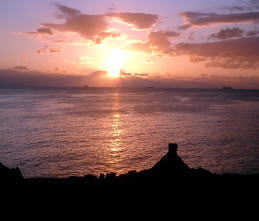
0, 88, 259, 178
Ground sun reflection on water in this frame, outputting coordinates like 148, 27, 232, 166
110, 113, 122, 152
107, 92, 123, 167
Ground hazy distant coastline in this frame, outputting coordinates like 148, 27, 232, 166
1, 69, 259, 90
2, 86, 259, 91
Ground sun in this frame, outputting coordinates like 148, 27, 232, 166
104, 49, 126, 78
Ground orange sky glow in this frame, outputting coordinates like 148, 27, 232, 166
1, 0, 259, 88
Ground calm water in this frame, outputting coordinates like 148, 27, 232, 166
0, 88, 259, 178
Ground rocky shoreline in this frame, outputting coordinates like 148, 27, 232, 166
1, 143, 258, 189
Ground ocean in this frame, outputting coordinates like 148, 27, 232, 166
0, 88, 258, 178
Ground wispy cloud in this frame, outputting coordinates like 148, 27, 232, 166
107, 12, 159, 29
208, 27, 244, 40
222, 0, 259, 12
36, 45, 62, 54
11, 66, 30, 71
179, 11, 259, 29
25, 27, 53, 36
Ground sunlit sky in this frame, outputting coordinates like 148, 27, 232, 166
1, 0, 259, 88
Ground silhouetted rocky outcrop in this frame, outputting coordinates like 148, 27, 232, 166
0, 143, 258, 188
0, 162, 23, 183
150, 143, 190, 175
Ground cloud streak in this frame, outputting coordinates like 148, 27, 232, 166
54, 3, 81, 18
179, 11, 259, 29
1, 68, 258, 89
208, 28, 244, 40
107, 12, 159, 29
24, 27, 53, 36
36, 45, 62, 54
11, 66, 30, 71
222, 0, 259, 12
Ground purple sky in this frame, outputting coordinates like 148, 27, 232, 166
1, 0, 259, 89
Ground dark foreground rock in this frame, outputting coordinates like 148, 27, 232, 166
1, 143, 258, 192
0, 162, 23, 183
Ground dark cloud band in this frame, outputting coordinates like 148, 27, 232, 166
180, 11, 259, 29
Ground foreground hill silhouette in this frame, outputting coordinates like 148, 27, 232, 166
1, 143, 258, 192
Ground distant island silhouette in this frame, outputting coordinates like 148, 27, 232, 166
221, 86, 233, 90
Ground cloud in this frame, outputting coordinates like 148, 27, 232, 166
107, 12, 159, 29
0, 69, 89, 88
36, 27, 53, 35
143, 59, 154, 64
51, 39, 95, 46
24, 4, 158, 46
188, 32, 195, 40
134, 73, 150, 77
179, 11, 259, 29
0, 69, 111, 88
24, 27, 53, 36
119, 69, 150, 77
209, 28, 244, 40
0, 69, 153, 88
222, 0, 259, 12
174, 37, 259, 69
246, 28, 259, 37
29, 4, 158, 45
1, 68, 259, 89
126, 30, 180, 55
54, 3, 81, 18
42, 4, 120, 44
11, 66, 30, 71
36, 45, 62, 54
176, 1, 259, 70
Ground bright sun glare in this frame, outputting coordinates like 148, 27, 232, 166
104, 49, 126, 78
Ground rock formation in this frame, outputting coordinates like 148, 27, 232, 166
0, 143, 258, 187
